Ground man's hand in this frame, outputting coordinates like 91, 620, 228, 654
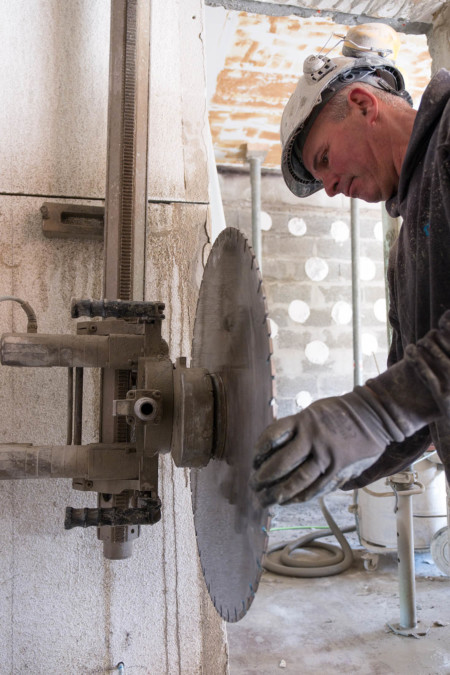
251, 309, 450, 507
251, 390, 393, 506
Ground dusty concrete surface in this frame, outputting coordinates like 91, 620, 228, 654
205, 0, 445, 30
227, 492, 450, 675
427, 2, 450, 74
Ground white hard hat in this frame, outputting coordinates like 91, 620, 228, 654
281, 52, 411, 198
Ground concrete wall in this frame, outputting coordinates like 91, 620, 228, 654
428, 1, 450, 74
0, 2, 227, 674
219, 170, 388, 418
205, 0, 445, 29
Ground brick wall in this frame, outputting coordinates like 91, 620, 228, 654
219, 169, 389, 418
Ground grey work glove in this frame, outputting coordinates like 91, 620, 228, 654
251, 309, 450, 506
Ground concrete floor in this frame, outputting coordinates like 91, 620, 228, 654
227, 492, 450, 675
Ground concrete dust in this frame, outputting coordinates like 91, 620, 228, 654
227, 491, 450, 675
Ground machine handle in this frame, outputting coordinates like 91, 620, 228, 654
71, 299, 165, 321
65, 499, 162, 529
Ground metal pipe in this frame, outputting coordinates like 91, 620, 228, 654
0, 444, 89, 479
1, 333, 145, 369
381, 204, 401, 347
396, 489, 417, 629
73, 367, 84, 446
350, 198, 363, 386
381, 205, 418, 630
249, 156, 263, 272
245, 145, 268, 272
0, 443, 138, 481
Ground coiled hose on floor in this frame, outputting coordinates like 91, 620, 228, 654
263, 496, 355, 577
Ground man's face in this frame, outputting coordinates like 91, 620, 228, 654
302, 96, 397, 203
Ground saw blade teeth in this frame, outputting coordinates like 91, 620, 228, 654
191, 226, 276, 623
270, 358, 276, 378
271, 402, 278, 421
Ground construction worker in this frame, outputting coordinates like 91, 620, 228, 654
251, 26, 450, 507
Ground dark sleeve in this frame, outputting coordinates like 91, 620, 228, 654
386, 238, 403, 368
342, 245, 432, 490
341, 426, 431, 490
438, 96, 450, 227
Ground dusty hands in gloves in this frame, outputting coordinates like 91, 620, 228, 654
251, 310, 450, 507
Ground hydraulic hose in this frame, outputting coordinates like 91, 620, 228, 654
0, 296, 38, 332
263, 496, 355, 577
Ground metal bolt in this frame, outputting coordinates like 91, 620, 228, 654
134, 397, 157, 422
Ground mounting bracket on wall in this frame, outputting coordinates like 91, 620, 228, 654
41, 202, 104, 241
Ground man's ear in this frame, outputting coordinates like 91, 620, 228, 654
347, 86, 379, 123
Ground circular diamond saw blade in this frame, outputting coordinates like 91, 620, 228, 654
191, 227, 275, 623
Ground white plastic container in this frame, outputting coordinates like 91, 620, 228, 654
356, 457, 447, 552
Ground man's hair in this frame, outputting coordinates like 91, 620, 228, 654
324, 82, 410, 122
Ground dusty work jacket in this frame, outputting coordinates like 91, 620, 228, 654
345, 68, 450, 489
